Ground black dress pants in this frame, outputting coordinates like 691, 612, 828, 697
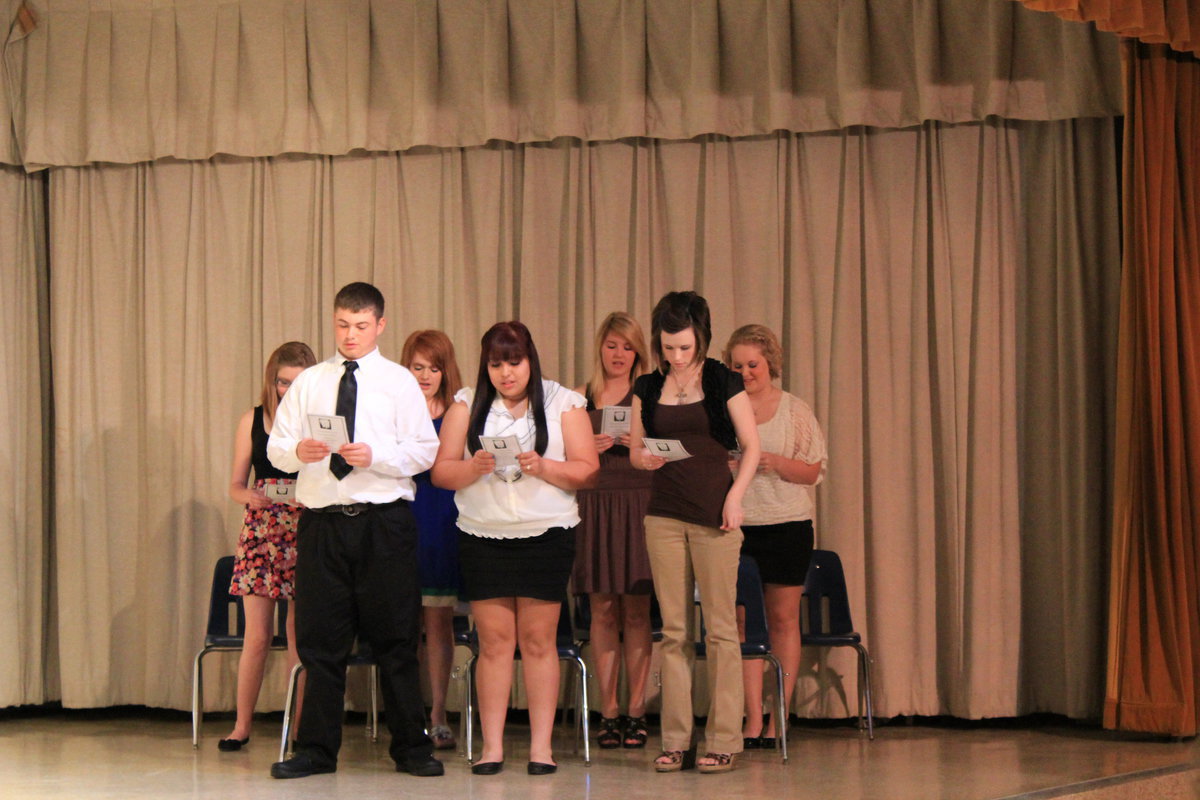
293, 502, 431, 767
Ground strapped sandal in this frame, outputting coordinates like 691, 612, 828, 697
429, 724, 456, 751
697, 752, 735, 774
621, 715, 648, 749
654, 750, 686, 772
597, 716, 622, 749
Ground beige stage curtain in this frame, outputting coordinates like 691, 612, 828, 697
1015, 0, 1200, 56
2, 0, 1122, 169
0, 164, 51, 707
48, 118, 1118, 718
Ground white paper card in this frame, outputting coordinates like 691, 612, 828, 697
600, 405, 632, 438
641, 437, 692, 462
479, 435, 522, 467
264, 481, 299, 506
308, 414, 349, 449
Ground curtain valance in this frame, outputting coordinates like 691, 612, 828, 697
1015, 1, 1199, 57
1, 0, 1122, 169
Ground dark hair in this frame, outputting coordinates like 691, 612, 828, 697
334, 282, 385, 319
467, 321, 548, 455
401, 329, 464, 413
649, 290, 711, 372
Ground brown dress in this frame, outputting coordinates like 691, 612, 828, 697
571, 390, 655, 595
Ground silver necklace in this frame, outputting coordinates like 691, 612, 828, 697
671, 368, 698, 401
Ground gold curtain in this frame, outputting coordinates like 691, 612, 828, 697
1015, 1, 1199, 56
1, 0, 1121, 169
0, 164, 50, 707
44, 121, 1119, 716
1105, 41, 1200, 738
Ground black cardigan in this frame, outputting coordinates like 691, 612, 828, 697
634, 358, 743, 451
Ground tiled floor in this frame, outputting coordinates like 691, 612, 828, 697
0, 710, 1196, 800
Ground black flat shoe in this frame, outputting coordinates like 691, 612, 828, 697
758, 737, 777, 749
527, 761, 557, 775
398, 754, 444, 777
217, 737, 250, 752
742, 736, 762, 750
471, 761, 504, 775
270, 753, 336, 779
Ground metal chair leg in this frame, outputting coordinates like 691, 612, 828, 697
765, 654, 788, 763
368, 664, 379, 742
463, 655, 477, 762
856, 643, 875, 740
573, 655, 591, 766
191, 649, 207, 748
279, 662, 304, 761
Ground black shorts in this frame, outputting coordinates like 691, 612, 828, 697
457, 525, 576, 601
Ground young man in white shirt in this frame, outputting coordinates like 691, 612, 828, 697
267, 282, 442, 779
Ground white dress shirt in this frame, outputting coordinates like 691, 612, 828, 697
267, 347, 439, 508
453, 380, 586, 539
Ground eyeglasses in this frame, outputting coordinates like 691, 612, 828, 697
274, 378, 293, 389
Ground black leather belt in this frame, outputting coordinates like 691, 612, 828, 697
309, 499, 407, 517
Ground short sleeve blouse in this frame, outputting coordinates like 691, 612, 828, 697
452, 379, 588, 539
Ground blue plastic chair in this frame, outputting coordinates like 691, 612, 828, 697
191, 555, 288, 747
802, 549, 874, 739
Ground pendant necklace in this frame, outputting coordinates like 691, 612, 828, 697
672, 368, 697, 401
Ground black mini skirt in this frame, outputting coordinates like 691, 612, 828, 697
457, 525, 577, 601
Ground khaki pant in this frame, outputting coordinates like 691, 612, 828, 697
644, 514, 744, 754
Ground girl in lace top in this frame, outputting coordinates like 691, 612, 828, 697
723, 324, 827, 749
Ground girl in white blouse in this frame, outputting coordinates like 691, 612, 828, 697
432, 321, 598, 775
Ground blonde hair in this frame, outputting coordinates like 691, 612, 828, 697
586, 312, 650, 401
722, 324, 783, 379
260, 341, 318, 425
401, 329, 464, 414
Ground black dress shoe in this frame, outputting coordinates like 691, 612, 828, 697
527, 761, 557, 775
471, 761, 504, 775
217, 737, 249, 752
270, 753, 336, 779
398, 754, 445, 777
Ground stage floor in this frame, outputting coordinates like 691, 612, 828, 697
0, 710, 1197, 800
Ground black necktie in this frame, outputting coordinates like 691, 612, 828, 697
330, 360, 358, 480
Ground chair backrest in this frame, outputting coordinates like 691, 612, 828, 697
802, 549, 856, 636
204, 555, 288, 645
738, 556, 771, 649
205, 556, 245, 638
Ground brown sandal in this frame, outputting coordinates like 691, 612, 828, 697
654, 750, 686, 772
697, 752, 735, 773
